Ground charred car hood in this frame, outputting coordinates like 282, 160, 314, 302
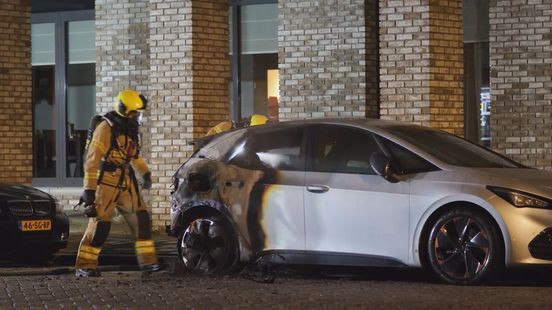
0, 184, 52, 201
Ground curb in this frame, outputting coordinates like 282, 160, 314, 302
0, 265, 141, 277
0, 255, 175, 277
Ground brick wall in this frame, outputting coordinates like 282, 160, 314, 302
95, 0, 150, 113
278, 0, 379, 120
489, 0, 552, 170
0, 0, 32, 184
149, 0, 229, 228
94, 0, 153, 225
427, 0, 464, 135
191, 0, 231, 138
379, 0, 464, 135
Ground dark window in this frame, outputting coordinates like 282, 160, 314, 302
463, 0, 490, 146
250, 127, 305, 171
229, 1, 279, 122
65, 20, 96, 178
66, 62, 95, 178
32, 65, 56, 178
31, 12, 95, 186
379, 137, 438, 174
309, 126, 380, 175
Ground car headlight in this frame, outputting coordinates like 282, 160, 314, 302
487, 186, 551, 209
55, 199, 64, 213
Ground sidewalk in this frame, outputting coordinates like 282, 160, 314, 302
0, 213, 178, 276
63, 211, 177, 257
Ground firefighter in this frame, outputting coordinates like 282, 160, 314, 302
205, 114, 269, 137
75, 89, 160, 277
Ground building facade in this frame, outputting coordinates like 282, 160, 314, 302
0, 0, 550, 230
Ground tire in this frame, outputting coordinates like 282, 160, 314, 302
425, 207, 503, 285
177, 214, 239, 276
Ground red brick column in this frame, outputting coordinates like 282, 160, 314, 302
0, 0, 32, 184
148, 0, 230, 229
379, 0, 464, 135
278, 0, 379, 119
489, 0, 552, 170
192, 0, 231, 138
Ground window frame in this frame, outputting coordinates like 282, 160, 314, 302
229, 0, 278, 122
31, 10, 95, 187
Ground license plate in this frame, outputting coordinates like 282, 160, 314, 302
20, 220, 52, 232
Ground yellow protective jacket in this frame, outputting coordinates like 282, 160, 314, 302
83, 119, 149, 190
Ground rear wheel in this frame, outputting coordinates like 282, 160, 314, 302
177, 215, 239, 275
426, 207, 503, 285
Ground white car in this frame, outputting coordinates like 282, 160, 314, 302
167, 118, 552, 284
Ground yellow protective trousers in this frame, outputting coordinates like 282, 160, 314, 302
75, 173, 158, 270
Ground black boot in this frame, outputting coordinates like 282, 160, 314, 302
141, 264, 163, 273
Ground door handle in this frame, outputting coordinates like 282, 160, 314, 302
307, 184, 330, 193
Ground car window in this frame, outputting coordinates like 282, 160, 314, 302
385, 125, 524, 168
379, 137, 438, 174
308, 125, 380, 175
225, 126, 305, 171
251, 126, 305, 171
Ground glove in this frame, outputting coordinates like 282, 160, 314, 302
143, 172, 152, 190
81, 189, 97, 218
84, 204, 97, 218
82, 189, 96, 205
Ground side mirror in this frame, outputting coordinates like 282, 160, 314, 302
369, 152, 399, 183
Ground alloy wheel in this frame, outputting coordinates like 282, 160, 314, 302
180, 218, 233, 275
433, 216, 491, 281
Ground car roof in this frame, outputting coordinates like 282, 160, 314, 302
195, 118, 415, 147
254, 117, 417, 131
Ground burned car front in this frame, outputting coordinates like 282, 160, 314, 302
167, 128, 271, 274
166, 122, 306, 275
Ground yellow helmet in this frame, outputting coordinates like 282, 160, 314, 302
114, 89, 148, 117
250, 114, 269, 126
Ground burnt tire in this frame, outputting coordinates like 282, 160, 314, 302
177, 215, 239, 276
426, 207, 503, 285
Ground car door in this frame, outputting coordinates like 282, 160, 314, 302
245, 125, 307, 253
304, 125, 410, 263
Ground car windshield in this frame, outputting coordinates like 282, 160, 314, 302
385, 125, 524, 168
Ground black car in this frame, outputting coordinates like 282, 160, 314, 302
0, 185, 69, 259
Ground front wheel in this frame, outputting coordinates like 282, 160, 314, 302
426, 208, 503, 285
177, 216, 239, 275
